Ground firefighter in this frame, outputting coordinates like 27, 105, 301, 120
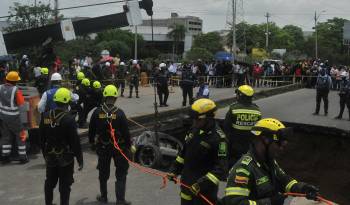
35, 67, 49, 96
77, 78, 92, 128
167, 98, 228, 205
116, 62, 127, 97
89, 85, 132, 205
335, 71, 350, 120
91, 81, 103, 107
40, 88, 84, 205
223, 85, 262, 168
223, 118, 320, 205
0, 71, 28, 164
128, 60, 140, 98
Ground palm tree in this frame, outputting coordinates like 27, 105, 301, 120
167, 24, 186, 60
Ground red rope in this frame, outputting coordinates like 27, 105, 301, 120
108, 123, 214, 205
285, 192, 335, 205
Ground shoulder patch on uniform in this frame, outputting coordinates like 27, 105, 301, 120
241, 156, 253, 165
256, 176, 269, 186
218, 141, 227, 157
234, 175, 249, 184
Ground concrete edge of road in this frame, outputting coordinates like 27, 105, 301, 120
284, 121, 350, 138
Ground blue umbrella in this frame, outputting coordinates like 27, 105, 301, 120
215, 51, 233, 61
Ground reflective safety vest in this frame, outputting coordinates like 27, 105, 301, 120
0, 84, 20, 116
45, 87, 59, 111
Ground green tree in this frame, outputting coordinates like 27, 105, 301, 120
185, 47, 213, 61
167, 24, 186, 56
193, 32, 223, 54
5, 2, 63, 32
282, 25, 305, 51
96, 40, 132, 59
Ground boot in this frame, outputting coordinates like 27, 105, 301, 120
334, 115, 342, 120
115, 181, 131, 205
19, 155, 29, 164
1, 156, 11, 164
60, 189, 70, 205
128, 90, 132, 98
96, 181, 108, 203
121, 89, 124, 97
45, 182, 54, 205
136, 91, 139, 98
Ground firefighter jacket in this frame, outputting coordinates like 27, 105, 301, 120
89, 104, 131, 150
170, 123, 228, 191
224, 146, 307, 205
40, 109, 83, 167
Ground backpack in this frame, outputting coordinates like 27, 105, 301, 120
317, 76, 329, 90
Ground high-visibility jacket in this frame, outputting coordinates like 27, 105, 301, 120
224, 147, 306, 205
0, 84, 23, 116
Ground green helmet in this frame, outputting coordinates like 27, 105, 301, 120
103, 85, 118, 97
77, 72, 85, 81
81, 78, 90, 87
54, 88, 71, 104
93, 81, 102, 89
41, 67, 49, 75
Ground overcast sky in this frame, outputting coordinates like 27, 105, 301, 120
1, 0, 350, 32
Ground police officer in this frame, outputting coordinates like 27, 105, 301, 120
168, 99, 228, 205
40, 88, 83, 205
223, 118, 319, 205
0, 71, 28, 164
128, 60, 140, 98
116, 62, 128, 97
313, 68, 332, 116
77, 78, 92, 128
335, 71, 350, 120
180, 64, 197, 106
89, 85, 132, 205
35, 67, 49, 96
155, 63, 170, 107
38, 72, 62, 113
224, 85, 262, 168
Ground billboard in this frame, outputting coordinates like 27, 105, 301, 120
343, 21, 350, 45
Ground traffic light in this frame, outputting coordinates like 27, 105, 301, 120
139, 0, 153, 16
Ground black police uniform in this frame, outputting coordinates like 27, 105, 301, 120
89, 104, 131, 203
116, 65, 128, 97
128, 65, 140, 98
180, 68, 197, 106
155, 69, 170, 106
336, 79, 350, 119
169, 124, 228, 205
80, 86, 103, 127
224, 146, 312, 205
315, 74, 332, 115
40, 109, 83, 205
76, 84, 91, 127
224, 102, 262, 168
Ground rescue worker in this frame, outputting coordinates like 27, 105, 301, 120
116, 62, 128, 97
223, 118, 320, 205
155, 63, 170, 107
89, 85, 132, 205
180, 64, 197, 106
91, 81, 103, 107
76, 71, 85, 90
35, 67, 49, 96
128, 60, 140, 98
77, 78, 92, 128
38, 72, 62, 113
0, 71, 28, 164
313, 68, 332, 116
40, 88, 84, 205
167, 99, 228, 205
224, 85, 262, 168
335, 71, 350, 120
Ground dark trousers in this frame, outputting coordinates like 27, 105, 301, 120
157, 85, 169, 105
78, 103, 95, 126
45, 163, 74, 205
117, 80, 126, 96
182, 86, 194, 106
338, 96, 350, 118
129, 81, 139, 97
97, 145, 129, 201
315, 90, 329, 114
0, 120, 26, 159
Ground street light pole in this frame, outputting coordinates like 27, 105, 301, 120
134, 25, 138, 60
265, 12, 270, 52
314, 10, 325, 59
232, 0, 237, 56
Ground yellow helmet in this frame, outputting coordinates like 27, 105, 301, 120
41, 67, 49, 75
77, 72, 85, 81
251, 118, 292, 142
190, 98, 217, 119
103, 85, 118, 97
54, 88, 71, 104
81, 78, 90, 87
6, 71, 21, 81
237, 85, 254, 97
93, 81, 102, 89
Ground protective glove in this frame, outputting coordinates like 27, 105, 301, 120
78, 161, 84, 171
270, 193, 286, 205
302, 184, 319, 200
190, 183, 201, 196
166, 173, 178, 184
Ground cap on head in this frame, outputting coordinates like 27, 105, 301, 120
120, 62, 125, 66
103, 85, 118, 97
54, 88, 71, 104
6, 71, 21, 82
51, 73, 62, 81
132, 60, 138, 65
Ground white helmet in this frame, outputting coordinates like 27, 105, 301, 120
132, 60, 138, 65
105, 62, 111, 67
51, 73, 62, 81
120, 62, 125, 66
159, 63, 166, 68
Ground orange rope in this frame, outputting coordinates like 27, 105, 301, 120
108, 122, 214, 205
285, 192, 334, 205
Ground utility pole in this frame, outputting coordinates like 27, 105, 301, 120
232, 0, 237, 56
314, 11, 318, 59
54, 0, 59, 23
134, 25, 138, 60
265, 12, 270, 52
